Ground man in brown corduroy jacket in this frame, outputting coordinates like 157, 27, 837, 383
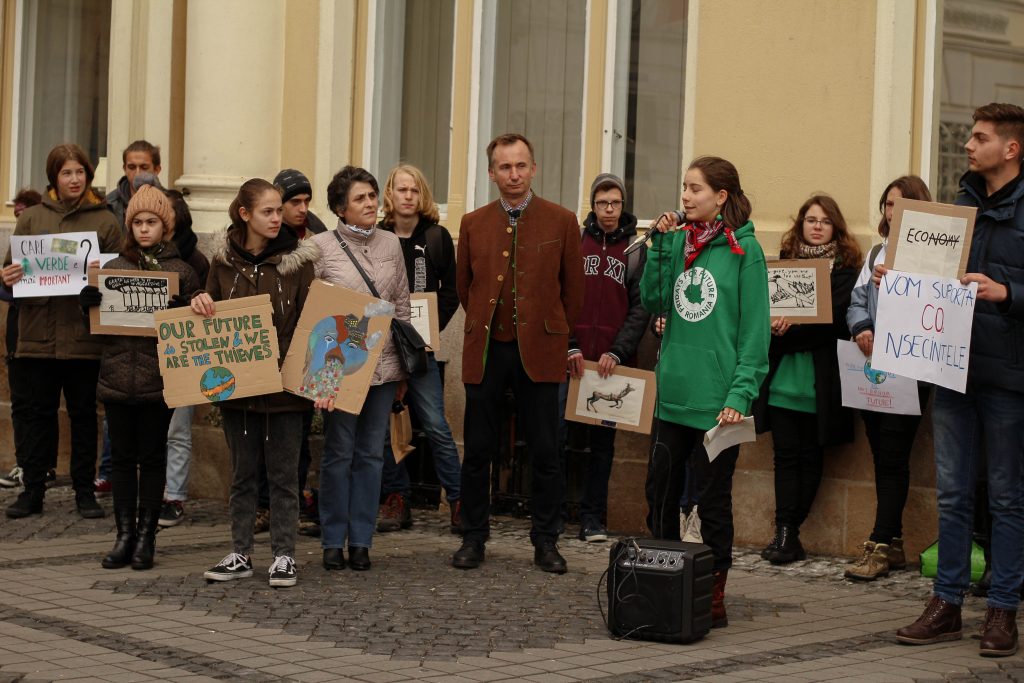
453, 133, 584, 574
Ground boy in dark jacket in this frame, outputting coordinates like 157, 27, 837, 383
896, 103, 1024, 657
564, 173, 649, 542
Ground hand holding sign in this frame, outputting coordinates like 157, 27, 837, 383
872, 270, 977, 393
9, 232, 100, 297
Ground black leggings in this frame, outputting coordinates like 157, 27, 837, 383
645, 418, 739, 571
105, 402, 173, 511
860, 386, 931, 544
769, 406, 823, 529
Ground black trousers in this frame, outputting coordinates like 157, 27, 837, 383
861, 386, 930, 544
105, 401, 173, 511
17, 358, 100, 493
645, 418, 739, 571
6, 356, 56, 470
769, 406, 823, 529
461, 341, 562, 545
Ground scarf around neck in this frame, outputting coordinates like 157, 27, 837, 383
683, 219, 745, 269
139, 244, 165, 271
797, 240, 838, 270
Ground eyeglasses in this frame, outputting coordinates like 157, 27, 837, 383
804, 217, 833, 227
595, 200, 623, 211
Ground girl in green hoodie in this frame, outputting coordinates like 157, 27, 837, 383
641, 156, 769, 629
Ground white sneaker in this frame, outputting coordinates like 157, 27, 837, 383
0, 465, 23, 488
268, 555, 297, 587
203, 553, 253, 582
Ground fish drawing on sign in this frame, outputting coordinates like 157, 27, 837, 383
587, 383, 635, 412
299, 312, 383, 400
769, 271, 816, 308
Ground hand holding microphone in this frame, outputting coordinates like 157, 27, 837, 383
624, 210, 685, 255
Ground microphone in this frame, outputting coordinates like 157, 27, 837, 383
624, 210, 684, 256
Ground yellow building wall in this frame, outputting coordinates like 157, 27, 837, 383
690, 0, 881, 255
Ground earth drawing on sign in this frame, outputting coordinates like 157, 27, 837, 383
200, 366, 236, 402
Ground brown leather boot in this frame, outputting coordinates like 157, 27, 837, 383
896, 596, 962, 644
979, 607, 1018, 657
711, 569, 728, 628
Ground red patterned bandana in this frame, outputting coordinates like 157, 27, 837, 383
683, 219, 745, 269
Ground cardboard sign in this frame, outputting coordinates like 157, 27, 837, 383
872, 270, 977, 393
836, 340, 921, 415
409, 292, 441, 351
281, 280, 394, 415
766, 259, 832, 323
89, 269, 180, 337
154, 295, 282, 408
10, 231, 99, 297
565, 361, 657, 434
884, 198, 977, 279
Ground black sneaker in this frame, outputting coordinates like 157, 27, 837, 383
452, 540, 485, 569
204, 553, 253, 582
579, 523, 608, 543
0, 465, 23, 488
44, 469, 57, 488
76, 491, 105, 519
5, 489, 43, 518
268, 556, 297, 587
158, 500, 184, 528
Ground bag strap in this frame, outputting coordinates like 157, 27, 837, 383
868, 242, 883, 272
333, 229, 381, 299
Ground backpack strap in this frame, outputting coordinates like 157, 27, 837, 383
868, 243, 883, 272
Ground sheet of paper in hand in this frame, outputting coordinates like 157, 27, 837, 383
703, 417, 756, 462
10, 231, 99, 297
884, 198, 977, 279
766, 259, 832, 323
836, 340, 921, 415
564, 360, 657, 434
154, 295, 282, 408
281, 280, 394, 415
409, 292, 441, 351
872, 270, 977, 393
89, 269, 180, 337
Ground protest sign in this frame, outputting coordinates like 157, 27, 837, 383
766, 259, 832, 323
89, 269, 179, 337
409, 292, 441, 351
10, 231, 99, 297
884, 198, 977, 279
154, 295, 282, 408
872, 270, 977, 393
281, 280, 394, 415
565, 361, 657, 434
836, 340, 921, 415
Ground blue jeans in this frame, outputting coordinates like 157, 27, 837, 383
319, 382, 396, 549
933, 384, 1024, 610
381, 355, 461, 502
164, 406, 194, 502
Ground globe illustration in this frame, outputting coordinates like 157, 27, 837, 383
863, 360, 887, 385
200, 366, 236, 402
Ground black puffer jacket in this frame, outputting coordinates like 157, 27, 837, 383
957, 171, 1024, 392
97, 243, 201, 403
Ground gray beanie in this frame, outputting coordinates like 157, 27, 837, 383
590, 173, 627, 208
274, 168, 313, 202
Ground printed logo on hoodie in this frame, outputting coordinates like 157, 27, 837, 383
673, 266, 717, 322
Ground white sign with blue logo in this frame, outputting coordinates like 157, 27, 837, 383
837, 340, 921, 415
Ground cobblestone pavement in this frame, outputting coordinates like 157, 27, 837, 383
0, 484, 1021, 682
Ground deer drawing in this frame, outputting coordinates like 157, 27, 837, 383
587, 383, 635, 412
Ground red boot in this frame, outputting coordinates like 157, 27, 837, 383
712, 569, 728, 628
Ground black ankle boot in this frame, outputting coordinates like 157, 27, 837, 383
766, 524, 806, 565
102, 505, 137, 569
131, 508, 160, 570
